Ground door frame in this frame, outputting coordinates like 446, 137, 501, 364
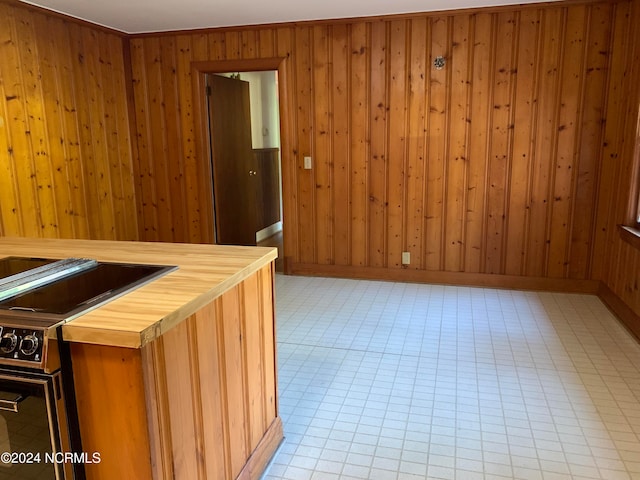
191, 58, 294, 271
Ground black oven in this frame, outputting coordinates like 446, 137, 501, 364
0, 369, 73, 480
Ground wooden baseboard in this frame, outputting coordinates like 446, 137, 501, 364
289, 263, 601, 293
598, 283, 640, 342
236, 416, 284, 480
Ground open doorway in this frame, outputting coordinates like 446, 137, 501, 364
205, 70, 284, 270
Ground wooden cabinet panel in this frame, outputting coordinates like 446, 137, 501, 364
70, 344, 153, 480
71, 264, 282, 480
253, 148, 282, 230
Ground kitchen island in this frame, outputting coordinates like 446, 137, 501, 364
0, 237, 281, 480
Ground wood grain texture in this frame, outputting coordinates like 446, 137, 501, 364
70, 264, 281, 480
3, 0, 640, 314
141, 264, 281, 480
594, 0, 640, 321
0, 1, 138, 241
127, 0, 635, 283
253, 148, 282, 229
0, 236, 277, 348
71, 344, 153, 480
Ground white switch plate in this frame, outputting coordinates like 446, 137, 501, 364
401, 251, 410, 265
304, 156, 312, 169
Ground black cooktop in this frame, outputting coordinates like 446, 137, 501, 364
0, 257, 54, 278
0, 256, 176, 318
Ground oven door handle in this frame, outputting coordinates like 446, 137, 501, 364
0, 393, 26, 413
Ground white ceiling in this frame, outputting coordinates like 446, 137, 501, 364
20, 0, 564, 34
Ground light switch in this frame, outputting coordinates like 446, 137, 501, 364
304, 156, 312, 169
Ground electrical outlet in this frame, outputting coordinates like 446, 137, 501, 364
304, 156, 312, 169
401, 251, 410, 265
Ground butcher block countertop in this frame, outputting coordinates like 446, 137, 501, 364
0, 237, 277, 348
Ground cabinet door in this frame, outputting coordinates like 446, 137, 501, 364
253, 148, 281, 231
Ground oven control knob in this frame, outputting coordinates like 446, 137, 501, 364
0, 332, 18, 353
19, 334, 39, 356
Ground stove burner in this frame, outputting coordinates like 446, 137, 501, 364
0, 257, 176, 318
0, 256, 177, 372
0, 257, 98, 302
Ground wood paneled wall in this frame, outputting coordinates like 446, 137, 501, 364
0, 1, 139, 240
596, 0, 640, 322
129, 0, 636, 283
3, 0, 638, 291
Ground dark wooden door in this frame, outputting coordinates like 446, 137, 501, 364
207, 74, 258, 245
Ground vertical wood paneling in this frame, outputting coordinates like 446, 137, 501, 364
486, 12, 517, 274
387, 20, 408, 269
147, 37, 174, 241
125, 0, 635, 284
33, 13, 73, 239
595, 0, 640, 320
294, 26, 315, 263
78, 27, 126, 240
0, 2, 137, 240
406, 17, 428, 270
73, 264, 282, 480
592, 1, 633, 282
258, 29, 276, 57
209, 31, 225, 60
241, 30, 257, 58
313, 25, 333, 264
349, 22, 369, 267
220, 286, 249, 477
426, 16, 448, 271
526, 8, 564, 277
275, 26, 299, 270
241, 274, 266, 451
445, 15, 471, 272
160, 320, 202, 479
160, 36, 188, 241
176, 34, 204, 242
5, 0, 640, 386
2, 7, 48, 237
159, 268, 278, 480
2, 0, 637, 287
72, 26, 103, 238
109, 35, 139, 241
226, 31, 241, 59
15, 8, 59, 238
194, 301, 227, 480
58, 25, 91, 240
259, 265, 277, 421
466, 13, 492, 273
130, 39, 159, 240
548, 6, 587, 278
332, 24, 351, 266
505, 9, 539, 276
571, 4, 611, 279
368, 20, 388, 268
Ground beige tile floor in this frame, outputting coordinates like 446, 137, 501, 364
263, 275, 640, 480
